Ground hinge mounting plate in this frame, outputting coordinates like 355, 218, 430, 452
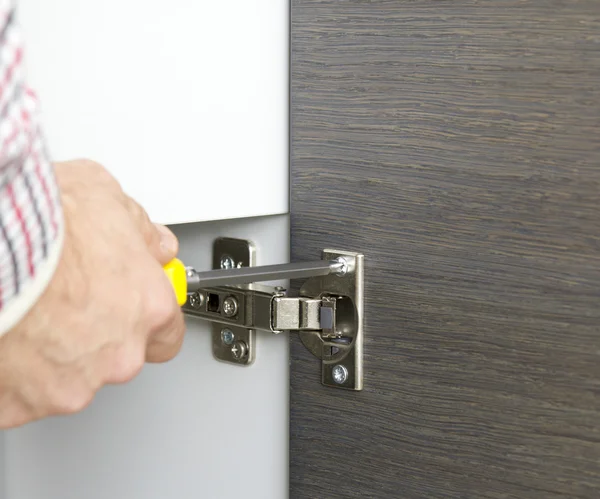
212, 238, 256, 366
298, 249, 364, 390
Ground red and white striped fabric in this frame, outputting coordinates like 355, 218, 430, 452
0, 0, 63, 335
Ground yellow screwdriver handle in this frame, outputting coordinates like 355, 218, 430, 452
163, 258, 188, 306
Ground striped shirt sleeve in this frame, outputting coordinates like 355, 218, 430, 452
0, 0, 64, 336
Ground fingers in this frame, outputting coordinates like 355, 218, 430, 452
123, 196, 179, 265
0, 392, 31, 429
119, 188, 185, 362
146, 290, 185, 363
141, 262, 187, 363
122, 197, 185, 363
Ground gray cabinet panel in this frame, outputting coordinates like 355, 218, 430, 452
290, 1, 600, 498
4, 215, 289, 499
0, 433, 5, 498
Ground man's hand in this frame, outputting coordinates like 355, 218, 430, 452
0, 160, 186, 429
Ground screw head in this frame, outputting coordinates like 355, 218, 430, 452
334, 257, 349, 276
220, 255, 235, 269
332, 365, 348, 384
189, 292, 204, 310
231, 340, 248, 360
222, 296, 239, 317
221, 328, 235, 345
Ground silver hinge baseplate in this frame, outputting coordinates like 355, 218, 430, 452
182, 237, 364, 390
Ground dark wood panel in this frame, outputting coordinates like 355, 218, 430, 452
290, 1, 600, 498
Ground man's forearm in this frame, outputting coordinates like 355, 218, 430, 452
0, 0, 64, 335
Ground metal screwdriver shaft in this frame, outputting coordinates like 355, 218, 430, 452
186, 259, 347, 291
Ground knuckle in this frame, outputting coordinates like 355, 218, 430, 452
48, 384, 94, 415
163, 320, 185, 348
78, 158, 102, 169
145, 287, 180, 331
128, 197, 149, 221
79, 159, 107, 176
80, 159, 121, 189
126, 199, 155, 241
0, 397, 32, 429
145, 305, 186, 364
107, 344, 145, 384
146, 331, 184, 363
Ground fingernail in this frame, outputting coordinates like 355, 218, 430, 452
156, 224, 178, 255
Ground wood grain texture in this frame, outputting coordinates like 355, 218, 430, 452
290, 1, 600, 498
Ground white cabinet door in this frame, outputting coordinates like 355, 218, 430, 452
17, 1, 289, 224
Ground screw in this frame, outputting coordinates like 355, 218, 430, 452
334, 257, 349, 276
220, 255, 235, 269
221, 328, 235, 345
231, 340, 248, 360
222, 296, 239, 317
332, 365, 348, 384
189, 292, 204, 310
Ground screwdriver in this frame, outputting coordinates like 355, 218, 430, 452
163, 257, 348, 306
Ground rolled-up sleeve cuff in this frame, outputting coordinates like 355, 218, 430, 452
0, 225, 64, 336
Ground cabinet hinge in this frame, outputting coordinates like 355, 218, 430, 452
181, 237, 364, 390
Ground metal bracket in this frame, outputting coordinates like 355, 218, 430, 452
182, 238, 364, 390
298, 249, 364, 390
213, 238, 256, 366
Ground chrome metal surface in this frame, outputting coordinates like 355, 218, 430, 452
231, 340, 248, 360
189, 292, 204, 310
299, 250, 364, 391
184, 285, 283, 333
186, 259, 344, 291
209, 238, 256, 366
271, 297, 322, 331
220, 255, 235, 270
212, 325, 254, 366
332, 365, 349, 385
213, 237, 255, 272
221, 328, 235, 345
183, 238, 365, 385
334, 257, 349, 276
319, 297, 338, 339
222, 296, 239, 317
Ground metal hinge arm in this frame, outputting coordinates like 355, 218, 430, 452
183, 285, 329, 334
271, 296, 323, 332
